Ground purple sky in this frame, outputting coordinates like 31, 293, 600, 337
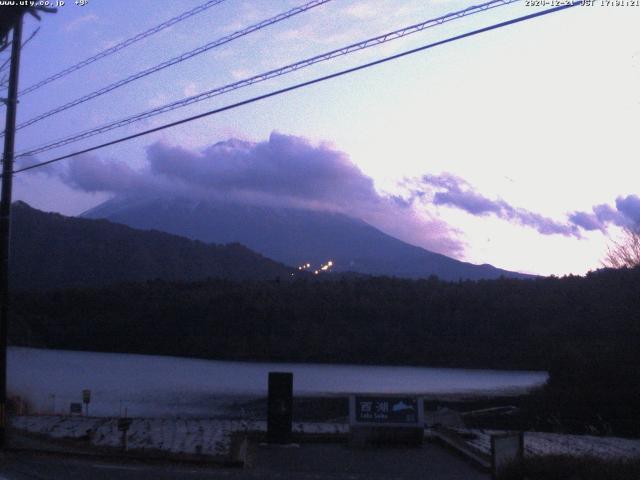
3, 0, 639, 275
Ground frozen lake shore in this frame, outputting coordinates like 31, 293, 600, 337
9, 346, 547, 418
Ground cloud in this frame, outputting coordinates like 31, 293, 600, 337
182, 82, 198, 97
64, 14, 99, 33
568, 211, 602, 232
415, 173, 640, 236
418, 174, 581, 237
54, 132, 463, 256
62, 156, 150, 194
342, 3, 379, 19
230, 69, 253, 81
569, 195, 640, 231
145, 134, 380, 209
615, 195, 640, 226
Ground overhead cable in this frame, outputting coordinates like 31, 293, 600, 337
10, 3, 580, 176
15, 0, 520, 158
8, 0, 332, 135
18, 0, 229, 96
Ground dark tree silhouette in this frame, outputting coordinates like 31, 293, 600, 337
604, 227, 640, 269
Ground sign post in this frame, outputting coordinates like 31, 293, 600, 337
349, 395, 424, 445
82, 389, 91, 416
491, 431, 524, 479
117, 417, 133, 452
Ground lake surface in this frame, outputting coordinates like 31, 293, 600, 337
9, 347, 548, 417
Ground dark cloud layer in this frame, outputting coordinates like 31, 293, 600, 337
30, 131, 640, 252
420, 174, 580, 237
53, 132, 463, 256
416, 173, 640, 236
145, 134, 379, 209
64, 156, 149, 194
569, 195, 640, 232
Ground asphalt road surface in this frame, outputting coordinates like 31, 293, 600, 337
0, 443, 490, 479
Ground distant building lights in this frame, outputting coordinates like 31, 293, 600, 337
300, 260, 334, 275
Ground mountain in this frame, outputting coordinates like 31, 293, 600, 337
9, 201, 296, 290
83, 196, 533, 281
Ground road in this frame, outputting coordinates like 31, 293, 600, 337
0, 443, 489, 480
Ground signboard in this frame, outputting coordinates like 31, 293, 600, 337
118, 418, 133, 452
349, 395, 424, 427
491, 432, 524, 478
82, 389, 91, 404
69, 402, 82, 415
117, 418, 133, 432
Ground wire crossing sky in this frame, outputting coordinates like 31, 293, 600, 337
12, 3, 579, 176
7, 0, 333, 136
17, 0, 229, 96
8, 0, 640, 276
13, 0, 519, 159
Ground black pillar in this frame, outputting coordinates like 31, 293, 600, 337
0, 12, 24, 450
267, 372, 293, 444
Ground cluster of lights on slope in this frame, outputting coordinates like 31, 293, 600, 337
296, 260, 334, 275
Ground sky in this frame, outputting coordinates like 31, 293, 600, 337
2, 0, 639, 276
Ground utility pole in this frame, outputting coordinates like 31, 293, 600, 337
0, 10, 24, 449
0, 5, 55, 449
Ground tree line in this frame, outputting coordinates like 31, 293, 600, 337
8, 267, 640, 434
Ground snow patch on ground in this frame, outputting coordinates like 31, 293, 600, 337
13, 416, 640, 461
11, 415, 348, 458
454, 428, 640, 460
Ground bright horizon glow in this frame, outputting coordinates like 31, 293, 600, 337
5, 0, 640, 276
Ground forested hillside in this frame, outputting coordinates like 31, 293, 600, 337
10, 268, 640, 371
10, 267, 640, 434
10, 201, 296, 289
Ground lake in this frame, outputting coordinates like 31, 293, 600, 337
9, 346, 548, 417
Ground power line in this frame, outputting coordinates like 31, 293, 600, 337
8, 0, 332, 136
11, 3, 580, 177
18, 26, 39, 51
0, 27, 38, 84
0, 27, 39, 122
14, 0, 520, 159
18, 0, 228, 97
0, 55, 12, 75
